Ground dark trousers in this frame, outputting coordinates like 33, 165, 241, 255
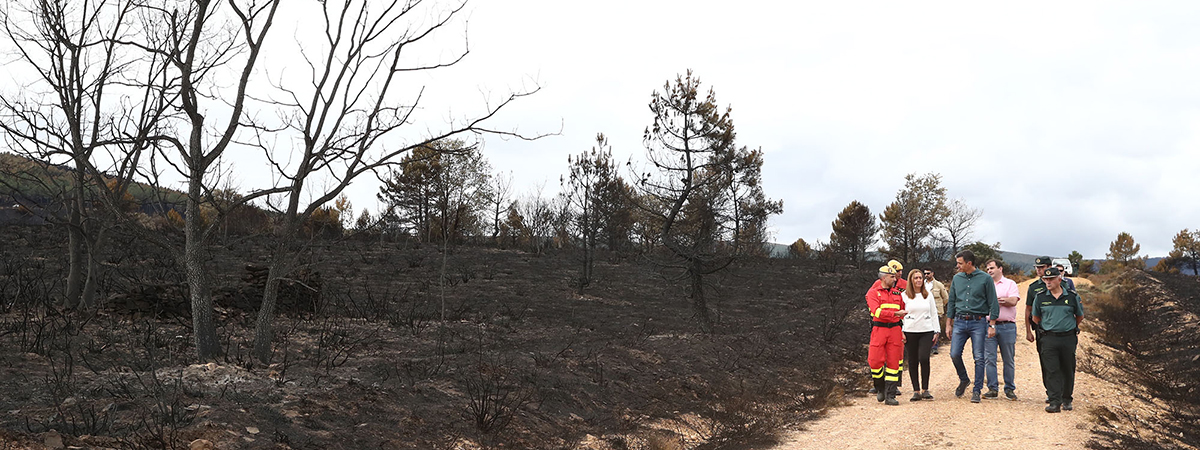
1040, 333, 1078, 407
1035, 327, 1049, 397
904, 331, 935, 391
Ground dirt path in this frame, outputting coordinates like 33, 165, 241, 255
776, 278, 1116, 450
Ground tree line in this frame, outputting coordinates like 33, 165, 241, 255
0, 0, 780, 360
373, 71, 781, 330
792, 178, 1196, 278
788, 173, 987, 269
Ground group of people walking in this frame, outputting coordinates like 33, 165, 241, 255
865, 251, 1085, 413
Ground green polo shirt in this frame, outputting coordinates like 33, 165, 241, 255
1031, 288, 1085, 332
946, 269, 1000, 318
1025, 279, 1047, 306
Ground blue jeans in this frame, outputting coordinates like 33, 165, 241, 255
950, 317, 988, 394
985, 322, 1017, 392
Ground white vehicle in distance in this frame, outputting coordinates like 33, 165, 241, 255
1051, 258, 1074, 276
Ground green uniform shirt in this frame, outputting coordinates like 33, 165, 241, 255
946, 269, 1000, 318
1025, 279, 1047, 306
1032, 287, 1085, 332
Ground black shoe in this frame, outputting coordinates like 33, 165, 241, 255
910, 392, 922, 402
921, 391, 934, 400
1044, 397, 1051, 404
885, 397, 900, 406
971, 392, 981, 403
984, 390, 999, 399
955, 380, 969, 398
1045, 404, 1061, 413
1005, 390, 1018, 401
1063, 402, 1073, 411
931, 347, 940, 355
869, 387, 877, 394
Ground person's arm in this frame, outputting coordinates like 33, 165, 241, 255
1031, 300, 1042, 325
1024, 284, 1036, 341
945, 278, 957, 336
1024, 305, 1036, 340
929, 293, 941, 333
999, 281, 1020, 307
985, 278, 999, 321
945, 278, 957, 318
985, 277, 998, 337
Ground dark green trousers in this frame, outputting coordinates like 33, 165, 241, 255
1040, 333, 1077, 406
1035, 328, 1048, 397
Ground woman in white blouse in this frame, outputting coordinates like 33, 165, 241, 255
902, 269, 941, 401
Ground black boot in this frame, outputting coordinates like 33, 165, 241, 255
884, 381, 900, 406
874, 377, 886, 402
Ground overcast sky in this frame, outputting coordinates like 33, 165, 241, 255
4, 1, 1196, 260
420, 0, 1200, 260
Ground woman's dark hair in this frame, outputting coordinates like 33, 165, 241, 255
955, 250, 977, 265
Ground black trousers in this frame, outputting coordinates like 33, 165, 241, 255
904, 331, 936, 391
1040, 333, 1077, 406
1035, 328, 1048, 397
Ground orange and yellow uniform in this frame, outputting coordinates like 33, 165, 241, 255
866, 276, 907, 394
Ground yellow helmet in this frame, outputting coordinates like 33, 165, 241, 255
888, 260, 903, 272
879, 265, 898, 275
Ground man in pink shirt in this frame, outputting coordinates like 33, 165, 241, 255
984, 259, 1021, 400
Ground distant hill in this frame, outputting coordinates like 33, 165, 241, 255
0, 151, 186, 209
998, 250, 1040, 272
1144, 257, 1198, 275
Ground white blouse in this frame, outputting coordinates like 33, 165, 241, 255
902, 289, 942, 334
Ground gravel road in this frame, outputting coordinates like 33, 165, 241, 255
775, 278, 1111, 450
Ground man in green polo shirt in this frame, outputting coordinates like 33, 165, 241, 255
1031, 267, 1085, 413
945, 250, 1000, 403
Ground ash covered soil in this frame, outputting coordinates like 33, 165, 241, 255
0, 226, 880, 449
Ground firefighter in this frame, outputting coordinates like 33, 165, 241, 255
870, 259, 907, 395
889, 259, 908, 292
867, 265, 908, 405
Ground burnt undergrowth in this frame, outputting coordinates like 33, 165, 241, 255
0, 225, 875, 449
1083, 270, 1200, 450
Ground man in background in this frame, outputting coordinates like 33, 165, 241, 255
1056, 263, 1076, 290
984, 259, 1020, 400
925, 268, 949, 354
1026, 256, 1052, 402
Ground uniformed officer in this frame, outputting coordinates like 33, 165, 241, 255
866, 265, 907, 405
1031, 267, 1085, 413
1025, 256, 1053, 402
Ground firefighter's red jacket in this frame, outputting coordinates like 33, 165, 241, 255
866, 282, 907, 323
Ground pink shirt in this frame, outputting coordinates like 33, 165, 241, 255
993, 277, 1020, 322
